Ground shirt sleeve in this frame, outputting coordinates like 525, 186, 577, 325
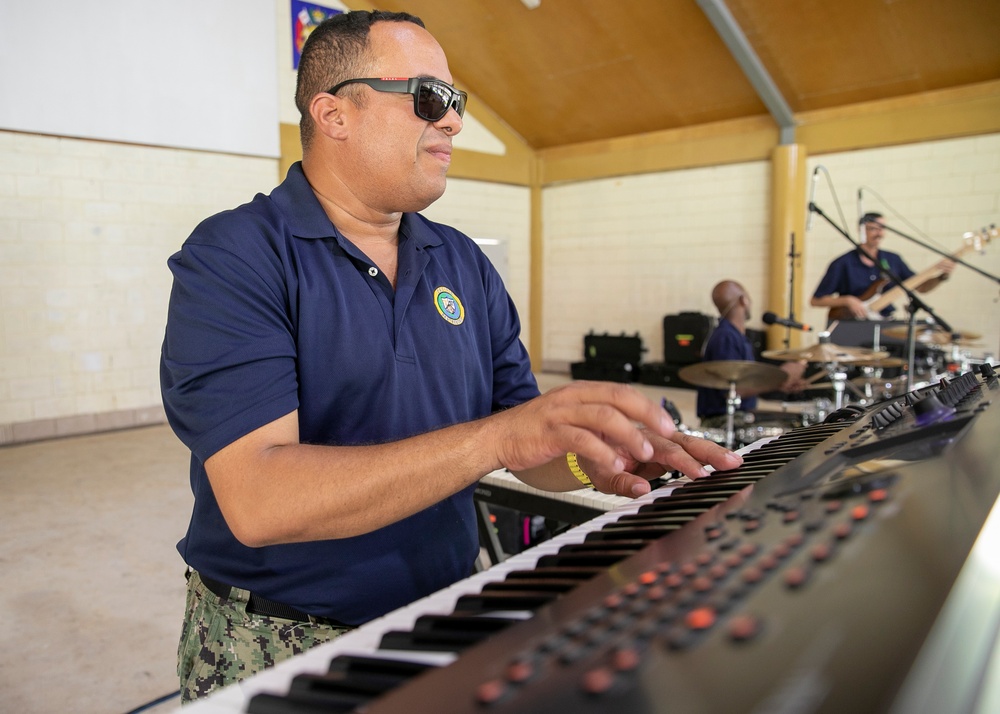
889, 253, 915, 282
703, 328, 744, 362
160, 237, 300, 463
476, 243, 540, 410
813, 256, 846, 298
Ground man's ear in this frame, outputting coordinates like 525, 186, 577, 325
309, 93, 350, 141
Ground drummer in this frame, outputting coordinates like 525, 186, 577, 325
696, 280, 809, 428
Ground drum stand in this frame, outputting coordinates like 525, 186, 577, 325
826, 363, 851, 410
724, 382, 741, 450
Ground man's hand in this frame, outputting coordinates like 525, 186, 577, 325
844, 295, 869, 319
494, 381, 743, 498
491, 381, 672, 473
779, 360, 809, 393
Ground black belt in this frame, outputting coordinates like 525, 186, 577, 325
198, 572, 351, 628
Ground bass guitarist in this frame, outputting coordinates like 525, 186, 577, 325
811, 212, 955, 322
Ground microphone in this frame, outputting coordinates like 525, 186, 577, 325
763, 311, 813, 332
806, 166, 821, 230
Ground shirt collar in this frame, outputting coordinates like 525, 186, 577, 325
271, 162, 443, 251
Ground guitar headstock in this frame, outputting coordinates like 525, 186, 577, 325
963, 224, 997, 251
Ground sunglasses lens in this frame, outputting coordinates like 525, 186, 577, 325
418, 81, 466, 121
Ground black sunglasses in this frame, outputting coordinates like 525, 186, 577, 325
327, 76, 467, 122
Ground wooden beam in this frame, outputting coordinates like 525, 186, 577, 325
797, 80, 1000, 154
538, 115, 779, 185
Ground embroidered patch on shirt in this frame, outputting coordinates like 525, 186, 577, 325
433, 286, 465, 325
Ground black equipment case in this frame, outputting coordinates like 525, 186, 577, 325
570, 331, 645, 383
663, 312, 716, 364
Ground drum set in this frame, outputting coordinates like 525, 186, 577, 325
676, 325, 989, 450
881, 324, 988, 382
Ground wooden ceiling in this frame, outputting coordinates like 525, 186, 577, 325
349, 0, 1000, 150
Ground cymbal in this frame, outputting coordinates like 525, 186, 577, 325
678, 360, 787, 396
761, 342, 889, 364
881, 325, 982, 346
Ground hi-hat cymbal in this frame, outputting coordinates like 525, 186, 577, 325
882, 325, 982, 346
678, 360, 787, 396
761, 342, 889, 364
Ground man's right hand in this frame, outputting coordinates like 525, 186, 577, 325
843, 295, 869, 319
489, 380, 673, 477
489, 381, 742, 498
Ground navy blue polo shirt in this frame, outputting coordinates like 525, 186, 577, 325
813, 249, 914, 317
160, 163, 539, 623
696, 319, 757, 419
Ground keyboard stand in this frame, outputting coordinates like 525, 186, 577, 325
474, 499, 505, 568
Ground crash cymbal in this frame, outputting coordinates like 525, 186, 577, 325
881, 325, 982, 346
761, 342, 889, 364
678, 360, 787, 396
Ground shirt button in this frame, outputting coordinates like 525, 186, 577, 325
368, 266, 378, 277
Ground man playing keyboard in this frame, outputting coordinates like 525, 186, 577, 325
159, 10, 741, 702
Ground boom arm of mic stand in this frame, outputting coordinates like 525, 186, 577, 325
880, 223, 1000, 285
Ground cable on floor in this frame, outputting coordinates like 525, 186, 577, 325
124, 690, 180, 714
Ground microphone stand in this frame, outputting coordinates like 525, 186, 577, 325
880, 223, 1000, 286
783, 231, 799, 349
809, 202, 956, 383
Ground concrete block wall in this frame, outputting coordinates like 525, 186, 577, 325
541, 134, 1000, 370
542, 161, 771, 367
0, 131, 279, 443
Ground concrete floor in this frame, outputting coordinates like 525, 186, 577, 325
0, 375, 728, 713
0, 423, 192, 714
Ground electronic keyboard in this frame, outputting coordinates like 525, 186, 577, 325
181, 365, 1000, 714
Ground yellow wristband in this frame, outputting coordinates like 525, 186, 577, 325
566, 452, 594, 488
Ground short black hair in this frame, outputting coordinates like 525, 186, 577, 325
295, 10, 425, 151
859, 211, 884, 226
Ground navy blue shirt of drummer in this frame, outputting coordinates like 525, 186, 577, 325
812, 249, 914, 318
160, 163, 539, 624
696, 319, 758, 419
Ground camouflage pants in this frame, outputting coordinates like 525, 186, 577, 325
178, 569, 352, 703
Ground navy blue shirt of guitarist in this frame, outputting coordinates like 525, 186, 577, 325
810, 212, 954, 322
